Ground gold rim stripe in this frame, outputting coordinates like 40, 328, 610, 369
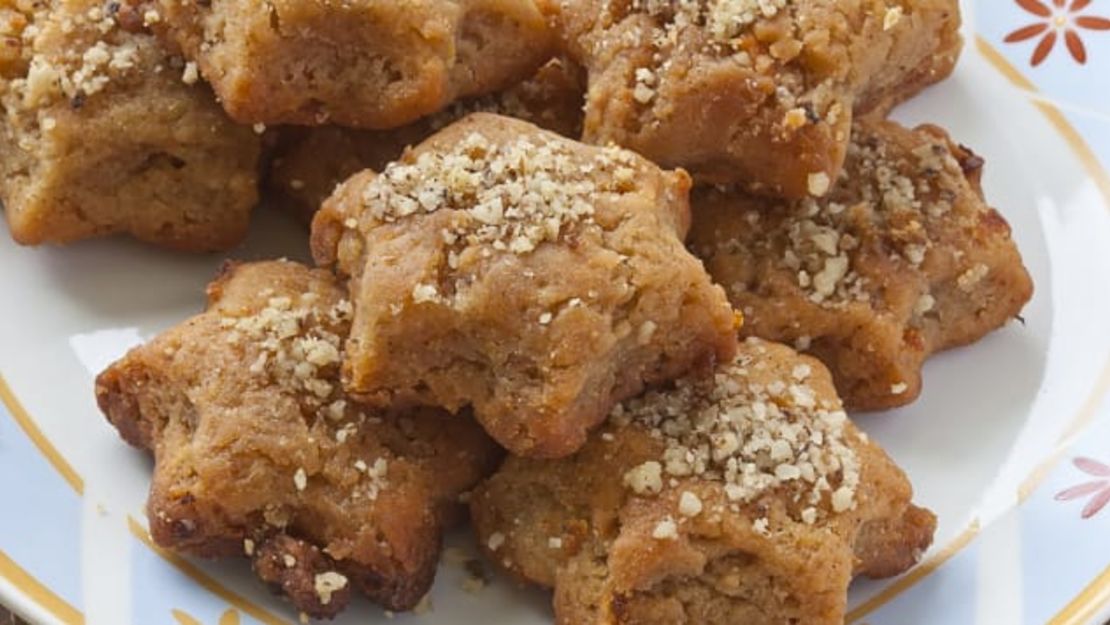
0, 549, 83, 625
127, 517, 292, 625
0, 375, 83, 495
846, 520, 980, 622
849, 38, 1110, 621
1048, 563, 1110, 625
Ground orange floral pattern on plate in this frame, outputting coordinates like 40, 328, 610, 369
1005, 0, 1110, 66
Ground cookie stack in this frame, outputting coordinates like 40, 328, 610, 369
1, 1, 1034, 623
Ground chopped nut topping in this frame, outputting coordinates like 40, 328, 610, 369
884, 6, 904, 30
783, 107, 808, 131
7, 5, 147, 109
313, 571, 348, 606
630, 0, 787, 44
958, 263, 990, 291
904, 243, 927, 266
701, 128, 972, 309
614, 340, 861, 523
678, 491, 704, 517
217, 293, 353, 425
807, 172, 831, 197
355, 131, 639, 257
810, 255, 849, 303
800, 507, 817, 525
791, 364, 811, 380
831, 486, 854, 512
359, 458, 389, 501
914, 294, 936, 317
652, 516, 679, 540
752, 517, 771, 535
334, 422, 357, 443
412, 283, 440, 304
624, 460, 664, 495
181, 61, 198, 85
633, 67, 656, 104
487, 532, 506, 552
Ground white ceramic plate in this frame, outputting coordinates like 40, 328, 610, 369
3, 2, 1110, 624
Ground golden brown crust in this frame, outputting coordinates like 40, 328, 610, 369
855, 8, 963, 116
311, 113, 738, 458
95, 260, 502, 617
0, 0, 259, 251
689, 118, 1033, 411
266, 57, 587, 223
471, 339, 935, 625
853, 503, 937, 578
540, 0, 961, 197
149, 0, 556, 128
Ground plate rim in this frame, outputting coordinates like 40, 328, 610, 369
2, 32, 1109, 625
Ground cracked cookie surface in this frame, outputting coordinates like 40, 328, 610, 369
96, 260, 502, 617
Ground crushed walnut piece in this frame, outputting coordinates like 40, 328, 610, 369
293, 467, 308, 491
487, 531, 506, 552
884, 6, 904, 30
181, 60, 198, 85
651, 516, 679, 540
958, 263, 989, 291
314, 571, 349, 606
351, 457, 389, 500
678, 491, 704, 517
633, 66, 656, 104
624, 460, 664, 495
807, 172, 831, 197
